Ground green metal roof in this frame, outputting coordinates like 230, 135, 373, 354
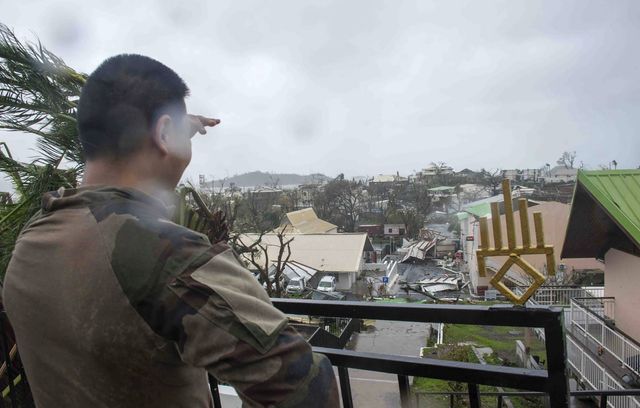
562, 169, 640, 259
466, 202, 492, 218
578, 170, 640, 246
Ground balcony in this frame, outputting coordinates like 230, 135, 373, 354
3, 300, 640, 408
247, 299, 573, 407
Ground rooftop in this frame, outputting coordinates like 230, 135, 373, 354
239, 232, 372, 272
562, 169, 640, 258
278, 208, 338, 234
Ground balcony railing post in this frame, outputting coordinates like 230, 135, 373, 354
338, 366, 354, 408
599, 394, 607, 408
544, 309, 569, 408
208, 375, 222, 408
398, 374, 412, 408
468, 383, 480, 408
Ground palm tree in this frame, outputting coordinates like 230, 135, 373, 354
0, 23, 86, 279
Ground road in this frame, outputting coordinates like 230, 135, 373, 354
343, 319, 431, 407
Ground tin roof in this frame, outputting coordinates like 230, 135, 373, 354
277, 208, 338, 234
562, 170, 640, 258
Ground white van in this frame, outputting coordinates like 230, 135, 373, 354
286, 277, 306, 294
317, 276, 336, 292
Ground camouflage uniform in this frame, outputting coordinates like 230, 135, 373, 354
3, 186, 339, 407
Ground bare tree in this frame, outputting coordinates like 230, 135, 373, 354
266, 173, 281, 189
396, 209, 423, 239
480, 168, 503, 196
557, 151, 577, 169
246, 230, 293, 297
430, 161, 452, 184
334, 183, 363, 232
313, 176, 364, 232
408, 182, 433, 217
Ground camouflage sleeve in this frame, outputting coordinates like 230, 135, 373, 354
166, 245, 340, 407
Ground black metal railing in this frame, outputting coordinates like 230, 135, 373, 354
5, 299, 640, 407
266, 299, 570, 408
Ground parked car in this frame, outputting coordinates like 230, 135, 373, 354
317, 276, 336, 292
286, 277, 306, 294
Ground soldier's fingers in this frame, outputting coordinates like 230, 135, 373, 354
200, 117, 220, 127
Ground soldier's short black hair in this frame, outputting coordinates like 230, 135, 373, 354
77, 54, 190, 160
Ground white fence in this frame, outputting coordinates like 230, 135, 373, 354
570, 299, 640, 379
515, 286, 640, 406
525, 286, 604, 306
567, 336, 640, 408
516, 286, 596, 339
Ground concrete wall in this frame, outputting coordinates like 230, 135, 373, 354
487, 202, 602, 275
604, 248, 640, 341
460, 214, 491, 294
464, 202, 602, 294
335, 271, 356, 291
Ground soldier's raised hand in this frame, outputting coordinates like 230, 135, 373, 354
187, 114, 220, 138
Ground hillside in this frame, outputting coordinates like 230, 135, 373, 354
205, 171, 331, 188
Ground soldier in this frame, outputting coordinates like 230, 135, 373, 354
3, 54, 339, 407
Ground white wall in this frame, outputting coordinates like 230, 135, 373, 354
218, 385, 242, 407
604, 248, 640, 341
335, 271, 356, 290
460, 215, 490, 294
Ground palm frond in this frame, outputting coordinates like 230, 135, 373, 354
0, 23, 86, 170
0, 24, 86, 280
174, 186, 230, 244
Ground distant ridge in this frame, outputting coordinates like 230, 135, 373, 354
204, 171, 331, 188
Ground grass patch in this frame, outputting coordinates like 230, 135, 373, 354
443, 324, 546, 366
413, 326, 548, 407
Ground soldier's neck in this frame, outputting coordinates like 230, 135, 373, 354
82, 158, 172, 199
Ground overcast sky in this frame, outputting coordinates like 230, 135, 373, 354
2, 0, 639, 191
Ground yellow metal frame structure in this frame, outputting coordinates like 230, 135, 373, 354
476, 180, 555, 305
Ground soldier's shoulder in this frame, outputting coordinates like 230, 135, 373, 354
100, 207, 219, 306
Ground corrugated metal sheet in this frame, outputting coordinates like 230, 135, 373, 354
579, 170, 640, 246
278, 208, 338, 234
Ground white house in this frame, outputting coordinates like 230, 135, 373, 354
543, 166, 578, 183
239, 233, 373, 291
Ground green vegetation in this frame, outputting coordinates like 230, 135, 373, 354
0, 24, 87, 280
414, 345, 500, 408
412, 324, 548, 407
444, 324, 546, 366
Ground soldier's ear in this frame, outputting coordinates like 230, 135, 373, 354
151, 114, 172, 156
